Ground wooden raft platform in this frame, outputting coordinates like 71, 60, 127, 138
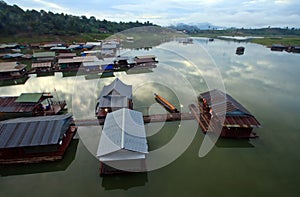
75, 112, 196, 126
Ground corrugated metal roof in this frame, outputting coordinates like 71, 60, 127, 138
33, 52, 55, 58
199, 89, 251, 116
0, 114, 73, 149
99, 78, 132, 99
15, 93, 43, 103
58, 56, 98, 64
0, 97, 36, 113
57, 53, 76, 58
199, 89, 261, 128
97, 108, 148, 160
98, 95, 128, 108
0, 62, 26, 72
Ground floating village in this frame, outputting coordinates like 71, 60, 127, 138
0, 37, 262, 175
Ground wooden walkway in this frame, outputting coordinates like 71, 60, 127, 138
189, 104, 217, 132
75, 112, 197, 126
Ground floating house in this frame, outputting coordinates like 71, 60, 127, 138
0, 92, 66, 121
0, 62, 27, 81
114, 56, 136, 68
57, 53, 77, 59
270, 44, 286, 51
0, 114, 76, 164
0, 44, 19, 52
2, 53, 24, 59
31, 62, 54, 75
95, 78, 133, 118
58, 56, 99, 71
97, 108, 148, 175
41, 43, 64, 50
33, 51, 56, 62
134, 55, 158, 67
195, 89, 261, 138
286, 46, 300, 53
236, 46, 245, 55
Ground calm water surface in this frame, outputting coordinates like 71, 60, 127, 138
0, 38, 300, 197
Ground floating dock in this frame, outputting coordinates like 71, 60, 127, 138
75, 112, 196, 126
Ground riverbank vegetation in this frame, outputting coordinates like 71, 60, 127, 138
189, 28, 300, 46
0, 1, 152, 43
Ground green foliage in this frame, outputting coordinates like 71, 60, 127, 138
251, 37, 300, 46
190, 28, 300, 37
0, 1, 155, 36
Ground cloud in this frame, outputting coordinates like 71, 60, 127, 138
4, 0, 300, 27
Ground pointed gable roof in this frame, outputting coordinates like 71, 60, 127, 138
99, 78, 132, 99
96, 108, 148, 161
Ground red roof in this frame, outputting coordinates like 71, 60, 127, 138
224, 116, 260, 128
199, 89, 261, 128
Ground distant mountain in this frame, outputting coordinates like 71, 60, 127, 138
168, 22, 227, 32
187, 22, 226, 30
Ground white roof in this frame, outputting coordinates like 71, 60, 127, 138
98, 95, 128, 108
96, 108, 148, 161
31, 62, 52, 68
82, 50, 101, 54
99, 78, 132, 99
82, 61, 102, 67
86, 42, 101, 46
58, 56, 99, 64
102, 44, 117, 49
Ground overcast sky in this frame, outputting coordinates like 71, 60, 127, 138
4, 0, 300, 28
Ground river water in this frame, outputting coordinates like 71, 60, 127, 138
0, 38, 300, 197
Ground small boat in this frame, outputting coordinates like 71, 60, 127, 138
154, 93, 179, 113
236, 46, 245, 55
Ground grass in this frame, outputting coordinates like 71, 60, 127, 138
190, 33, 300, 47
251, 37, 300, 46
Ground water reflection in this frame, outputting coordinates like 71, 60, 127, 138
101, 172, 148, 190
0, 37, 300, 196
215, 138, 255, 148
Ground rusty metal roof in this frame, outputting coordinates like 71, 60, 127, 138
0, 114, 73, 149
199, 89, 261, 128
0, 93, 51, 113
0, 97, 36, 113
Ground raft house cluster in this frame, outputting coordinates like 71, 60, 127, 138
93, 78, 261, 175
0, 77, 261, 174
0, 40, 261, 176
0, 40, 158, 83
0, 92, 76, 164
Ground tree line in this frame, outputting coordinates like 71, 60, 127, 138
0, 1, 155, 36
